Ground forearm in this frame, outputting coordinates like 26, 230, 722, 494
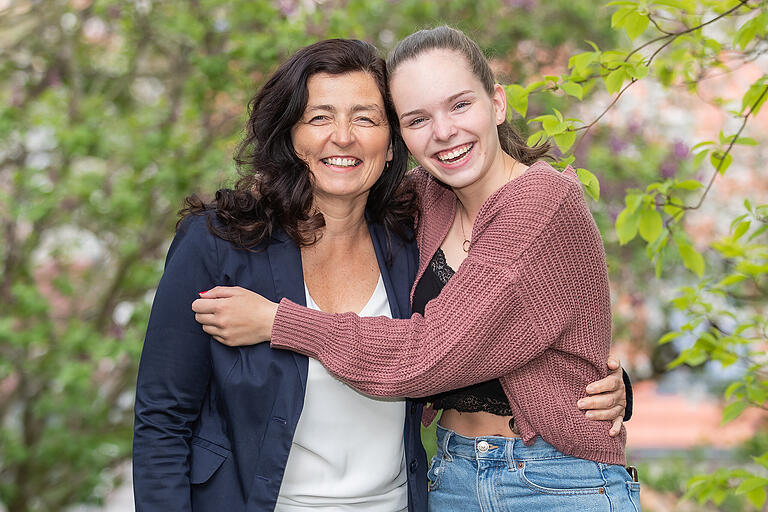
271, 260, 547, 397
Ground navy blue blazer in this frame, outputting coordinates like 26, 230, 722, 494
133, 213, 427, 511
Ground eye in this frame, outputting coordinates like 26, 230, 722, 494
355, 116, 377, 126
407, 116, 427, 127
308, 115, 330, 124
453, 101, 471, 111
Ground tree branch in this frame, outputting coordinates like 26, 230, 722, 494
681, 84, 768, 211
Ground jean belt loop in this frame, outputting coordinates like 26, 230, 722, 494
442, 428, 454, 461
506, 437, 516, 471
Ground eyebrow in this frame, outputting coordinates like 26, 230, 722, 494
398, 89, 475, 120
305, 104, 385, 114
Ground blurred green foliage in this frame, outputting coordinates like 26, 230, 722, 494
524, 0, 768, 509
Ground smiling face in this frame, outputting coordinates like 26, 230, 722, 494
292, 71, 393, 205
390, 49, 508, 192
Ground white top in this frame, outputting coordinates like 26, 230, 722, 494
275, 275, 408, 512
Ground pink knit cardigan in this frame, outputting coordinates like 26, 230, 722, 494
271, 161, 626, 465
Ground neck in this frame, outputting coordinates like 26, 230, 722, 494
311, 192, 370, 248
454, 149, 521, 222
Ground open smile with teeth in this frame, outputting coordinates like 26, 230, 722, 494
322, 156, 362, 168
435, 143, 474, 163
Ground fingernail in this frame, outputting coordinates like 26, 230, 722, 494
577, 399, 586, 408
586, 386, 595, 393
585, 412, 595, 419
199, 290, 209, 295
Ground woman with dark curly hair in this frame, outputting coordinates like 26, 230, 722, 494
134, 36, 627, 512
132, 39, 425, 511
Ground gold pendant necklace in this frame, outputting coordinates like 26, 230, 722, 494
459, 205, 471, 253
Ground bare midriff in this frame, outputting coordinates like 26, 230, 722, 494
439, 409, 520, 438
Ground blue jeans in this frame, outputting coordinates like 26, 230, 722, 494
428, 425, 641, 512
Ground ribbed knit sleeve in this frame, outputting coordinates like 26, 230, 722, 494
271, 173, 611, 399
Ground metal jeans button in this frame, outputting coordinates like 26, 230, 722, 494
477, 440, 489, 452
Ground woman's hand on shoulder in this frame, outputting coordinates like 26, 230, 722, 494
191, 286, 278, 346
577, 355, 627, 437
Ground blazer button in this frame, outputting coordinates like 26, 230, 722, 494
409, 460, 418, 473
410, 403, 418, 414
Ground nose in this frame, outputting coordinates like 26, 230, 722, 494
432, 113, 457, 141
331, 119, 354, 147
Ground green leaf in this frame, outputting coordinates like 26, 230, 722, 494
569, 52, 598, 73
611, 6, 634, 29
559, 81, 584, 100
691, 140, 714, 151
724, 381, 742, 400
625, 11, 649, 39
716, 274, 746, 287
625, 193, 643, 213
663, 203, 683, 220
616, 207, 640, 245
754, 453, 768, 471
710, 151, 732, 174
533, 114, 565, 136
554, 130, 577, 153
576, 168, 600, 201
741, 80, 768, 116
525, 80, 546, 93
734, 137, 757, 146
692, 149, 709, 169
638, 206, 663, 242
505, 84, 529, 117
678, 243, 705, 277
605, 68, 626, 94
747, 487, 767, 510
527, 130, 546, 146
627, 62, 649, 80
658, 331, 678, 345
736, 477, 768, 495
735, 12, 768, 51
729, 213, 748, 230
733, 220, 750, 239
675, 179, 702, 191
722, 401, 747, 424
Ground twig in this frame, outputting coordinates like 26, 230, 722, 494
571, 78, 637, 152
682, 84, 768, 211
647, 12, 675, 36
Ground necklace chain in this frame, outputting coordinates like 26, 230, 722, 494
459, 205, 471, 253
455, 159, 522, 255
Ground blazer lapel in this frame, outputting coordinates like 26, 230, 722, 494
266, 230, 308, 391
369, 222, 409, 319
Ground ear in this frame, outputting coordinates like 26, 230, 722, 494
386, 140, 394, 162
491, 83, 507, 127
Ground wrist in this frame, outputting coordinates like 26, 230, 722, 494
266, 301, 279, 340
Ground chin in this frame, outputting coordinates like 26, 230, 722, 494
430, 167, 481, 190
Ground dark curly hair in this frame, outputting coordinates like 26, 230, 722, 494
180, 39, 417, 251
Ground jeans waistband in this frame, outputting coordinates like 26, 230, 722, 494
436, 424, 570, 466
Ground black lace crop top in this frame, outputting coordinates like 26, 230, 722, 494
411, 248, 514, 416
